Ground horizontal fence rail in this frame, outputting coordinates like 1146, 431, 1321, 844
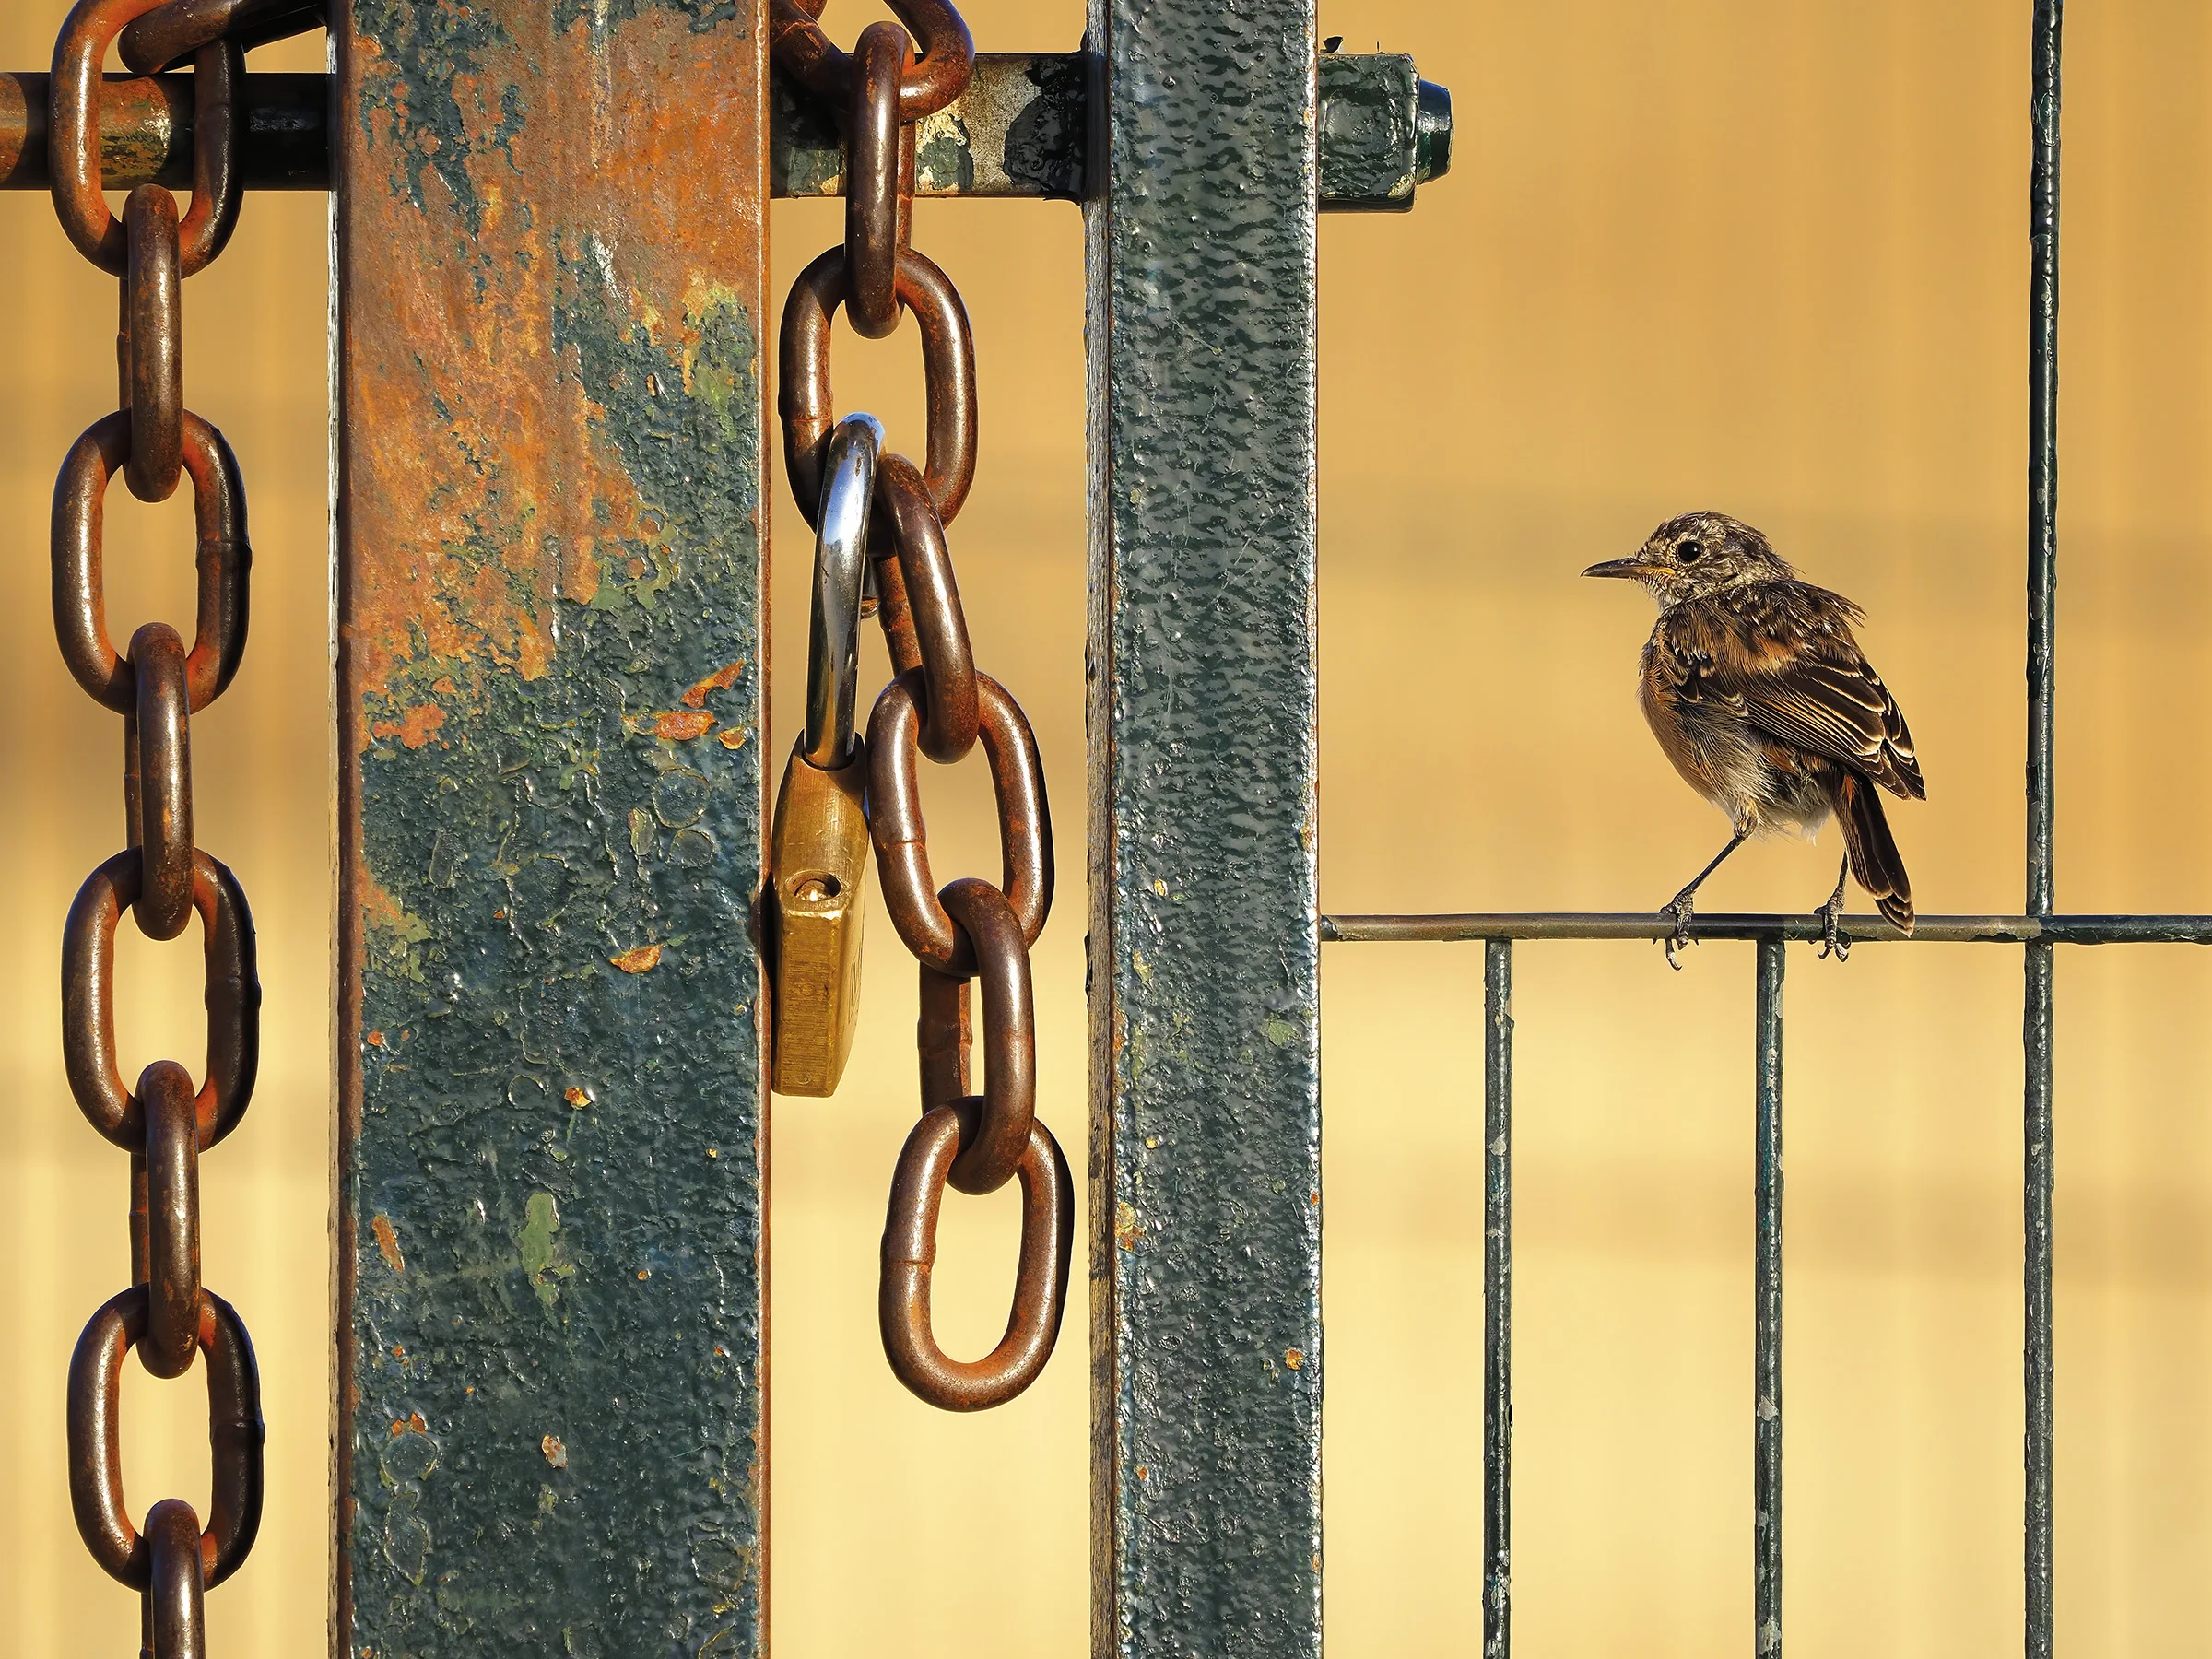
1323, 912, 2212, 945
0, 56, 1450, 209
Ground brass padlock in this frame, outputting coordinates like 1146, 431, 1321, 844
770, 738, 871, 1096
769, 410, 881, 1096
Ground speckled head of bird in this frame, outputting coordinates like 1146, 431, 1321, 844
1582, 511, 1794, 602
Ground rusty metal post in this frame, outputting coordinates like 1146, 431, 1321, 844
332, 3, 771, 1651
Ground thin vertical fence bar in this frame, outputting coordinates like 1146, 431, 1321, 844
1753, 937, 1785, 1658
2025, 6, 2062, 1656
2028, 4, 2061, 915
1482, 941, 1512, 1659
2024, 945, 2055, 1655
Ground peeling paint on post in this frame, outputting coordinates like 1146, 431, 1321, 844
333, 3, 769, 1653
1086, 3, 1323, 1656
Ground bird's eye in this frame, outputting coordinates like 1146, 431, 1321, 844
1677, 539, 1705, 563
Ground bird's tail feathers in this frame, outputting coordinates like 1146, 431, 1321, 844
1837, 771, 1913, 933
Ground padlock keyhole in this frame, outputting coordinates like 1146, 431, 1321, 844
791, 873, 842, 902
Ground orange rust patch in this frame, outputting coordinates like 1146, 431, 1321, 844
1284, 1348, 1304, 1371
1114, 1201, 1144, 1252
340, 10, 769, 712
367, 1030, 386, 1048
609, 944, 664, 974
681, 660, 747, 709
371, 702, 447, 749
651, 710, 717, 741
564, 1086, 591, 1108
371, 1214, 406, 1275
717, 726, 750, 751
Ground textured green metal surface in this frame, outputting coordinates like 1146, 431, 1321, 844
1315, 53, 1419, 210
333, 3, 770, 1653
1085, 3, 1322, 1656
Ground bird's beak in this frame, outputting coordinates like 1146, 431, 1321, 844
1582, 557, 1654, 581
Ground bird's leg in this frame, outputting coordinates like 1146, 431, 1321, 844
1816, 855, 1852, 961
1660, 827, 1750, 969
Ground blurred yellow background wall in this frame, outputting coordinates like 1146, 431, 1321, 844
1, 1, 2207, 1654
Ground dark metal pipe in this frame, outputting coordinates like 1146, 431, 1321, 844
2025, 7, 2062, 1653
2028, 5, 2061, 922
4, 57, 1447, 207
0, 71, 326, 191
1482, 940, 1512, 1659
1753, 937, 1784, 1658
1319, 912, 2212, 946
2024, 941, 2055, 1655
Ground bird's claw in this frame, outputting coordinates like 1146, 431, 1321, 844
1817, 899, 1851, 961
1660, 892, 1697, 970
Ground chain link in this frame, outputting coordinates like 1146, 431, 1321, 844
122, 187, 183, 500
43, 0, 309, 1638
118, 0, 324, 73
869, 452, 978, 761
771, 0, 1071, 1411
769, 0, 974, 122
844, 23, 914, 339
869, 673, 1052, 972
781, 244, 976, 527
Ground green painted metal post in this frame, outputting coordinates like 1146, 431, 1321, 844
332, 4, 771, 1652
1087, 4, 1324, 1655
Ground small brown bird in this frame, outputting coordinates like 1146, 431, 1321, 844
1583, 511, 1924, 964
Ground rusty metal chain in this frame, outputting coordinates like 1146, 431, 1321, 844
43, 0, 310, 1641
770, 0, 1072, 1413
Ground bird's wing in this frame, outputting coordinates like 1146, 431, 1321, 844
1677, 588, 1926, 801
1646, 612, 1744, 712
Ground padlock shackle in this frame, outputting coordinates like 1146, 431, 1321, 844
804, 413, 883, 769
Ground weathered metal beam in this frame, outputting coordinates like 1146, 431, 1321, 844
332, 3, 769, 1654
771, 52, 1087, 200
0, 71, 327, 190
1088, 3, 1323, 1656
778, 50, 1448, 209
2, 55, 1451, 210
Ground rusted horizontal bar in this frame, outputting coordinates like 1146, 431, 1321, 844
1319, 912, 2212, 946
771, 52, 1087, 200
776, 51, 1450, 209
1, 55, 1451, 210
0, 71, 327, 191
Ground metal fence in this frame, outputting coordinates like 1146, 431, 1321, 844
9, 0, 2183, 1653
1321, 5, 2210, 1653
